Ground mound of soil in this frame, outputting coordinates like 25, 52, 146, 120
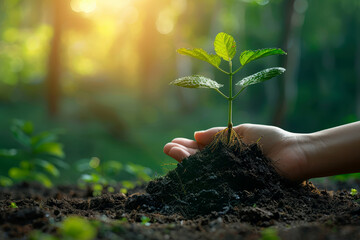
142, 143, 358, 225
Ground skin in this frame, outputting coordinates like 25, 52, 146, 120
163, 122, 360, 181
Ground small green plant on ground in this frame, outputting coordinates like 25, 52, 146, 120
351, 188, 358, 196
170, 32, 286, 144
59, 216, 97, 240
260, 227, 280, 240
10, 202, 18, 208
140, 216, 151, 226
76, 157, 152, 196
0, 120, 67, 187
30, 215, 130, 240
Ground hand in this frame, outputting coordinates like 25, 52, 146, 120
164, 124, 309, 181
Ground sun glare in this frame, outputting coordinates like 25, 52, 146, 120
71, 0, 97, 14
156, 9, 175, 35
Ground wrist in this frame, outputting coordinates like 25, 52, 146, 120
288, 133, 316, 181
298, 131, 330, 180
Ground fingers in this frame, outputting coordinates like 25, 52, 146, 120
164, 142, 198, 155
164, 123, 278, 163
233, 124, 258, 144
163, 141, 199, 162
168, 146, 190, 163
171, 138, 199, 149
194, 127, 225, 146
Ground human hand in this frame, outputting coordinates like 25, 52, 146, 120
163, 124, 309, 181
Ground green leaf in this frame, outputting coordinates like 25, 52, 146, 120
33, 172, 52, 187
12, 119, 33, 135
240, 48, 286, 66
35, 159, 60, 177
177, 48, 221, 68
0, 176, 13, 187
31, 131, 58, 148
80, 173, 106, 184
103, 160, 123, 175
170, 75, 223, 89
10, 202, 18, 208
34, 142, 65, 158
20, 160, 32, 170
60, 216, 96, 240
236, 67, 286, 88
351, 188, 358, 196
121, 180, 135, 189
50, 158, 69, 169
214, 32, 236, 61
125, 163, 152, 182
11, 124, 31, 147
9, 167, 30, 180
141, 216, 151, 226
22, 121, 34, 135
0, 149, 18, 158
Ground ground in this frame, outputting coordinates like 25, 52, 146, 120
1, 143, 360, 239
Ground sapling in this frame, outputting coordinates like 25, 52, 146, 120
170, 32, 287, 144
0, 120, 67, 187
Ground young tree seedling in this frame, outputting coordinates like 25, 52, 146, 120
170, 32, 287, 144
0, 120, 67, 187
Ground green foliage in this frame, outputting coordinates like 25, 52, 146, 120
331, 173, 360, 182
76, 157, 152, 196
59, 216, 97, 240
177, 48, 221, 68
351, 188, 358, 196
10, 202, 18, 208
260, 227, 280, 240
141, 216, 151, 226
171, 32, 286, 132
0, 120, 66, 187
30, 215, 130, 240
30, 231, 58, 240
236, 67, 286, 88
240, 48, 286, 66
170, 75, 223, 89
0, 176, 13, 186
214, 32, 236, 61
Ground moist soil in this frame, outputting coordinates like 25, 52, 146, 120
2, 143, 360, 239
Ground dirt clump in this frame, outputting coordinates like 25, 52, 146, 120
144, 142, 358, 224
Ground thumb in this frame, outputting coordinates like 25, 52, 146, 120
194, 127, 225, 146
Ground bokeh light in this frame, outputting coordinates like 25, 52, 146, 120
71, 0, 97, 13
156, 9, 176, 35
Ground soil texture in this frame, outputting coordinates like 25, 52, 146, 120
1, 143, 360, 239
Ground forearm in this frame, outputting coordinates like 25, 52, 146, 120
302, 121, 360, 179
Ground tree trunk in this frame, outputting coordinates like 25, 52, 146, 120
46, 0, 64, 117
272, 0, 295, 126
272, 0, 307, 127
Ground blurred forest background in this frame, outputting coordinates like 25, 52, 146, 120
0, 0, 360, 184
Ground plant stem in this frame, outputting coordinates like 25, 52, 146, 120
232, 87, 245, 100
228, 60, 233, 130
214, 88, 229, 99
217, 67, 230, 75
227, 60, 233, 144
232, 65, 243, 75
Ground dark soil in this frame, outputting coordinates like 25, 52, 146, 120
2, 143, 360, 239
